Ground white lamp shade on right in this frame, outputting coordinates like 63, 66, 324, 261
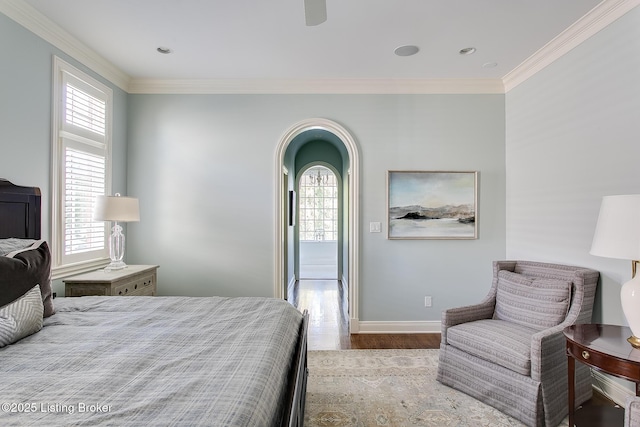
590, 195, 640, 260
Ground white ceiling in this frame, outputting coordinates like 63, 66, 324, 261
20, 0, 607, 84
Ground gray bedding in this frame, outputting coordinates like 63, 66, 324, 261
0, 295, 304, 426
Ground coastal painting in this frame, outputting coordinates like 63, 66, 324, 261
387, 171, 478, 239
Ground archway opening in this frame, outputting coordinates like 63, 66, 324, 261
274, 118, 360, 333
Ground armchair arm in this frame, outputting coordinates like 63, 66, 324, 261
441, 299, 495, 344
530, 323, 568, 383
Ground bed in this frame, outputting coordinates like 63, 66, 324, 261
0, 179, 309, 427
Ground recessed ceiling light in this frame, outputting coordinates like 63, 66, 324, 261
459, 47, 476, 55
394, 45, 420, 57
157, 46, 172, 54
482, 62, 498, 68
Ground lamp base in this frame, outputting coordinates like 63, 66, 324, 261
621, 272, 640, 349
104, 261, 128, 272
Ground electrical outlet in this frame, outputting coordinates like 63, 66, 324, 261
424, 296, 432, 307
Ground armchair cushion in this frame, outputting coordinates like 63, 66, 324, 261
446, 319, 538, 376
494, 270, 571, 330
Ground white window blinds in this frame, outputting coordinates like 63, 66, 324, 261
65, 84, 106, 136
64, 147, 106, 255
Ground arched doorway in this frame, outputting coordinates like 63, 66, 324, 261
274, 118, 360, 333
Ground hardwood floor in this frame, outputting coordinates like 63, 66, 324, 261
289, 279, 437, 350
289, 279, 617, 410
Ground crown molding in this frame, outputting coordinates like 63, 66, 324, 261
128, 78, 504, 95
504, 0, 640, 92
3, 0, 637, 95
0, 0, 130, 91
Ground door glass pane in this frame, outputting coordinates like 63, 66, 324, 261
299, 166, 338, 241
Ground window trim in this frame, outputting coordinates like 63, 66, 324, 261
51, 56, 113, 279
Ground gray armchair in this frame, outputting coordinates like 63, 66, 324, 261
627, 396, 640, 427
436, 260, 599, 427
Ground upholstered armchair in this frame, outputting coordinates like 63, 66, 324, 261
627, 396, 640, 427
437, 260, 599, 427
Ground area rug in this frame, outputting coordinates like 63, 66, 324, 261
304, 349, 570, 427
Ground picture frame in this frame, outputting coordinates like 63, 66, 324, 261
387, 171, 478, 240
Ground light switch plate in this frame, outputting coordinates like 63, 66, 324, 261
370, 222, 381, 233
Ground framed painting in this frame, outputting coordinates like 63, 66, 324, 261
387, 171, 478, 240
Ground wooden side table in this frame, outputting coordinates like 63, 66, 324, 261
64, 265, 159, 297
564, 324, 640, 427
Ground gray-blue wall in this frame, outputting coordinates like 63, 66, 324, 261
126, 93, 507, 322
505, 6, 640, 326
505, 5, 640, 399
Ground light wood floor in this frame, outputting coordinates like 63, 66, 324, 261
289, 279, 616, 409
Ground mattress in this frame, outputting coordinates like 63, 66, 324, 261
0, 295, 304, 426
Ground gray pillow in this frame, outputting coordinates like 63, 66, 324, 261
0, 285, 44, 347
494, 270, 572, 330
0, 238, 36, 256
1, 240, 55, 317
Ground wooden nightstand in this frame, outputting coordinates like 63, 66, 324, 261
64, 265, 159, 297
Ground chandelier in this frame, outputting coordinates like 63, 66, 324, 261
308, 169, 329, 186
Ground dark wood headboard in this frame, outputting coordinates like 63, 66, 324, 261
0, 179, 41, 239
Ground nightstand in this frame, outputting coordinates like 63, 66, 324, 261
64, 265, 159, 297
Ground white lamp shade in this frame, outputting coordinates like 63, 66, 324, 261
590, 195, 640, 260
93, 195, 140, 222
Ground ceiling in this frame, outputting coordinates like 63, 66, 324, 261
20, 0, 606, 81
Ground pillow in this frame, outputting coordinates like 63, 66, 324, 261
494, 270, 572, 330
0, 285, 44, 347
0, 240, 55, 317
0, 238, 36, 256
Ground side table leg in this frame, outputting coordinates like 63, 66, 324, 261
568, 353, 575, 427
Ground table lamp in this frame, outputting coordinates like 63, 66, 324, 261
93, 193, 140, 271
590, 194, 640, 348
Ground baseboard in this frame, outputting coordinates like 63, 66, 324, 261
356, 320, 441, 334
349, 317, 359, 334
591, 370, 634, 407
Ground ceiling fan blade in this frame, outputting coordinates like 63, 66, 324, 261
304, 0, 327, 26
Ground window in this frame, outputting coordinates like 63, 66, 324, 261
51, 57, 112, 276
299, 166, 338, 241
